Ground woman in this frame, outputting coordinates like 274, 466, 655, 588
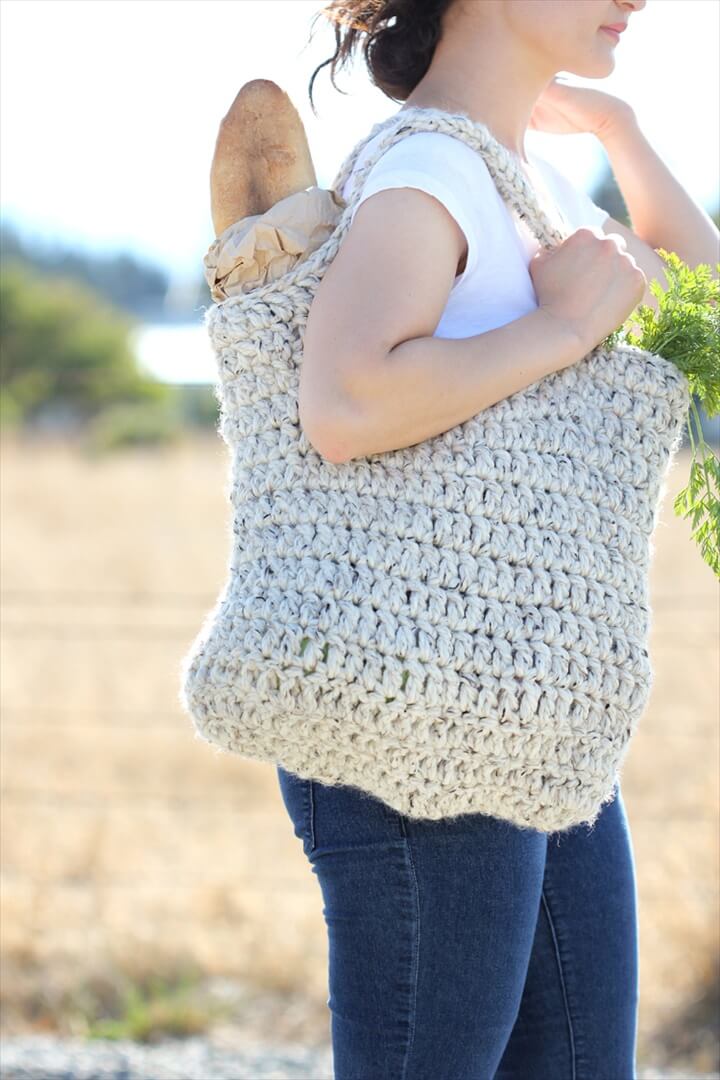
274, 2, 718, 1078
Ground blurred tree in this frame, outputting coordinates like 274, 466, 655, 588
589, 160, 630, 227
0, 258, 173, 429
0, 222, 170, 319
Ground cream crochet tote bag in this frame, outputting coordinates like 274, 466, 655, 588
179, 106, 690, 834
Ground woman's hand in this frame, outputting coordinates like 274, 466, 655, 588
528, 76, 634, 142
529, 227, 648, 356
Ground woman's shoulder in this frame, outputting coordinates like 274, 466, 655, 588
345, 126, 500, 203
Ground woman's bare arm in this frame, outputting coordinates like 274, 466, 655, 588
599, 111, 719, 275
333, 307, 585, 462
299, 186, 587, 464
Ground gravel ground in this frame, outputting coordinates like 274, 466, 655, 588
1, 1035, 719, 1080
0, 1035, 332, 1080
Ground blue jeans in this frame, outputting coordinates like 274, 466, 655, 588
276, 765, 639, 1080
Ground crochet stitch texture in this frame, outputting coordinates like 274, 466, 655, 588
179, 107, 690, 833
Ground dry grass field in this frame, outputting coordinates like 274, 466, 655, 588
1, 431, 718, 1071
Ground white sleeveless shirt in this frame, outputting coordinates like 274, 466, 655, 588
340, 128, 610, 340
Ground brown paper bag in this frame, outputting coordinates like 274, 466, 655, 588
204, 186, 346, 301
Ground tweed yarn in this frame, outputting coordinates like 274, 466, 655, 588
179, 106, 690, 833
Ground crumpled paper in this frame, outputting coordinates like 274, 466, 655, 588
204, 186, 347, 301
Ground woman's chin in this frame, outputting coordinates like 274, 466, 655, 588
593, 32, 621, 65
571, 51, 616, 80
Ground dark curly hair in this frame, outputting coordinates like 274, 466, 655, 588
307, 0, 456, 114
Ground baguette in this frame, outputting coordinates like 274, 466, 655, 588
210, 79, 317, 237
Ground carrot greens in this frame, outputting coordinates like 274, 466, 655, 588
605, 250, 719, 578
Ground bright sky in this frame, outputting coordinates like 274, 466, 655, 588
1, 0, 718, 287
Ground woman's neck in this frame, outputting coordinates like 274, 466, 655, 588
401, 9, 559, 168
400, 91, 532, 167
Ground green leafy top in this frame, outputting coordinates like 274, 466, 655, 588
603, 249, 720, 578
621, 250, 718, 412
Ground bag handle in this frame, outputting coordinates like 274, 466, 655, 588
329, 104, 569, 253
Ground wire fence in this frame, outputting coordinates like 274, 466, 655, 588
2, 784, 714, 819
2, 707, 716, 739
2, 587, 718, 608
2, 589, 717, 832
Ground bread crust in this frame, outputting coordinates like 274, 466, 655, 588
210, 79, 317, 237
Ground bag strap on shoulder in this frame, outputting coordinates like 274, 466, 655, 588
330, 105, 568, 253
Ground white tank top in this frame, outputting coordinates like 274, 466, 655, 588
340, 128, 610, 340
